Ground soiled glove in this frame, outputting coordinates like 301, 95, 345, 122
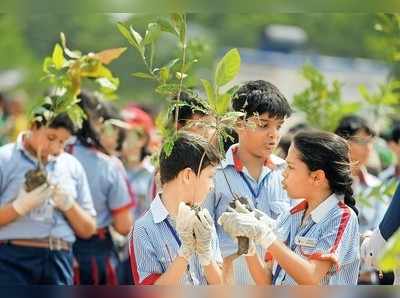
193, 208, 214, 266
12, 184, 52, 216
218, 209, 277, 250
51, 185, 74, 212
176, 202, 196, 261
361, 228, 386, 268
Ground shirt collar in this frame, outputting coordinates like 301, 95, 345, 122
220, 144, 285, 171
357, 167, 380, 187
16, 132, 59, 165
150, 193, 170, 224
290, 193, 340, 224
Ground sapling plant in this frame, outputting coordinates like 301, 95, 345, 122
119, 14, 252, 255
25, 32, 125, 192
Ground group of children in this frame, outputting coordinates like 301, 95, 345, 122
0, 79, 399, 285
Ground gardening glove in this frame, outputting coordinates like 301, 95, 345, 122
218, 209, 277, 250
193, 208, 214, 266
361, 228, 386, 268
12, 184, 52, 216
233, 200, 256, 256
51, 185, 74, 212
176, 202, 196, 261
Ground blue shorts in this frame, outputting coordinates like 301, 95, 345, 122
0, 242, 73, 285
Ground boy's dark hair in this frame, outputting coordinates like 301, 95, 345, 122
32, 103, 75, 134
170, 91, 207, 126
335, 115, 376, 140
232, 80, 292, 119
293, 130, 358, 216
388, 121, 400, 144
159, 132, 221, 185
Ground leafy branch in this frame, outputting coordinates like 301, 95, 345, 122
33, 32, 125, 129
293, 64, 361, 132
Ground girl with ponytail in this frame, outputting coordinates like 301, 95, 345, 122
218, 130, 360, 285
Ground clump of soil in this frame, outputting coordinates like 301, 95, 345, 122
229, 196, 253, 256
24, 167, 48, 192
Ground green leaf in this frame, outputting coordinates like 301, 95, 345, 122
52, 43, 65, 70
43, 57, 53, 73
131, 72, 155, 80
117, 22, 137, 47
215, 48, 241, 87
165, 58, 180, 70
159, 67, 170, 83
96, 77, 119, 92
144, 23, 161, 45
215, 93, 231, 115
155, 84, 181, 96
60, 32, 81, 59
175, 72, 187, 80
157, 18, 178, 37
201, 79, 215, 106
378, 230, 400, 271
130, 26, 143, 48
171, 13, 186, 44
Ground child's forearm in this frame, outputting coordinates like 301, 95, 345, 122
222, 254, 238, 285
204, 261, 223, 284
268, 240, 331, 285
245, 255, 271, 285
154, 256, 188, 285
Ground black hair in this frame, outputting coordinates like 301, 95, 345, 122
293, 130, 358, 216
170, 91, 207, 126
159, 132, 221, 185
32, 102, 75, 134
387, 121, 400, 144
232, 80, 292, 119
75, 91, 106, 151
335, 115, 376, 140
100, 101, 126, 152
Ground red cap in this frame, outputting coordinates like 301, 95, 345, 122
121, 105, 154, 134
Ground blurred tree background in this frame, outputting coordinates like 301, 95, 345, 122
0, 13, 398, 109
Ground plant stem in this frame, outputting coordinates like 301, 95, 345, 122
174, 14, 187, 133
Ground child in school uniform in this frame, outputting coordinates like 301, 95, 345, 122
0, 107, 96, 285
202, 80, 293, 284
219, 131, 360, 285
361, 183, 400, 285
129, 132, 223, 285
68, 92, 134, 285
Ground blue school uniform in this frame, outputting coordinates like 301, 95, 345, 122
202, 144, 291, 284
270, 194, 360, 285
129, 193, 222, 285
0, 133, 96, 285
67, 141, 133, 285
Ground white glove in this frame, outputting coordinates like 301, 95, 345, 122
361, 228, 386, 268
232, 200, 256, 256
176, 202, 196, 261
12, 184, 52, 216
50, 185, 74, 212
218, 209, 277, 250
193, 209, 214, 266
236, 201, 277, 250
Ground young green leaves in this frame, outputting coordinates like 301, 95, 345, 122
202, 48, 241, 116
293, 64, 361, 132
34, 32, 125, 129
